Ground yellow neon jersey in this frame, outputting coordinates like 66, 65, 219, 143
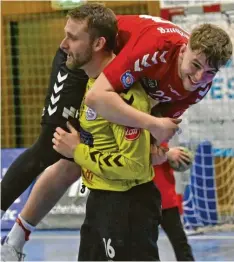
73, 78, 154, 191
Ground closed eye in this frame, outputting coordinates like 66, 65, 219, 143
192, 63, 201, 69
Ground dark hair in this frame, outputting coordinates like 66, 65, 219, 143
67, 3, 118, 51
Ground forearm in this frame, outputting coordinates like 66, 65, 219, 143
85, 73, 181, 144
85, 72, 160, 129
85, 90, 157, 130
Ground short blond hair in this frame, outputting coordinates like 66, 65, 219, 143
189, 24, 232, 69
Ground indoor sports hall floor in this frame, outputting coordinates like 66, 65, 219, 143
2, 229, 234, 261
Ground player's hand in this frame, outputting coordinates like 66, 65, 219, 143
151, 144, 168, 166
52, 122, 80, 158
166, 147, 191, 167
149, 117, 182, 145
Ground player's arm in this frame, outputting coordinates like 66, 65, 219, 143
85, 30, 181, 143
52, 122, 166, 179
73, 124, 151, 180
85, 73, 154, 128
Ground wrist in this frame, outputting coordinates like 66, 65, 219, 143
166, 150, 172, 161
73, 143, 80, 157
144, 114, 160, 131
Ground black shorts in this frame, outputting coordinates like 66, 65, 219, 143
41, 48, 88, 130
78, 181, 161, 261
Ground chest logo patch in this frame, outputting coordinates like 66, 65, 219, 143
86, 107, 97, 121
121, 71, 134, 89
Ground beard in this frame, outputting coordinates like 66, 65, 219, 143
66, 46, 93, 70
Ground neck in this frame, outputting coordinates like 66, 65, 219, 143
84, 52, 115, 78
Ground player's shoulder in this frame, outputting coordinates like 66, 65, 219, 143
196, 82, 213, 97
116, 15, 137, 24
186, 82, 213, 105
117, 15, 188, 49
195, 81, 213, 94
117, 14, 189, 34
51, 48, 67, 68
145, 16, 189, 47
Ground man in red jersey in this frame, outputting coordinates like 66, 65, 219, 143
154, 145, 195, 261
86, 15, 232, 139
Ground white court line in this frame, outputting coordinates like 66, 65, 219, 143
30, 235, 234, 240
187, 235, 234, 240
30, 235, 80, 240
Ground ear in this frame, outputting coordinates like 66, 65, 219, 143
178, 43, 187, 60
180, 43, 187, 55
93, 37, 106, 52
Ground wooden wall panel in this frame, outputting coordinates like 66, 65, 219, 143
2, 1, 54, 16
1, 17, 16, 148
1, 1, 63, 147
18, 15, 66, 146
146, 1, 160, 16
103, 1, 146, 9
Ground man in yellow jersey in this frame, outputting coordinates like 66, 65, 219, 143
52, 4, 165, 261
55, 79, 156, 190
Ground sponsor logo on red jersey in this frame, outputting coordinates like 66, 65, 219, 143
120, 71, 134, 89
125, 127, 141, 141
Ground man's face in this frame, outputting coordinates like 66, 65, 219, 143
178, 44, 218, 91
60, 18, 93, 70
